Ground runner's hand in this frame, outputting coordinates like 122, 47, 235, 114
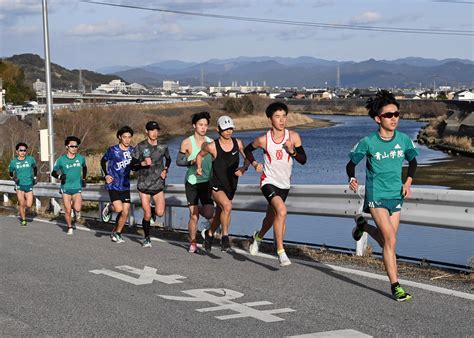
12, 177, 19, 185
403, 182, 412, 198
283, 139, 294, 155
105, 175, 113, 184
144, 157, 152, 166
60, 174, 67, 185
349, 178, 358, 191
235, 167, 246, 177
254, 162, 263, 172
160, 170, 167, 179
81, 179, 87, 188
33, 177, 37, 185
196, 167, 203, 176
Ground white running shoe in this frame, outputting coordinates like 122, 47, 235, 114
142, 237, 152, 248
66, 227, 73, 235
249, 231, 261, 256
278, 252, 291, 267
102, 203, 111, 223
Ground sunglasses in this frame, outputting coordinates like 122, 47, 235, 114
18, 149, 27, 152
68, 145, 79, 148
379, 111, 400, 119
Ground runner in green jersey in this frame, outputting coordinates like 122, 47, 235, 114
8, 142, 37, 226
52, 136, 87, 235
176, 112, 214, 253
346, 90, 419, 302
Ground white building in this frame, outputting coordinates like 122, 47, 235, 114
454, 90, 474, 101
163, 80, 179, 92
0, 79, 5, 110
127, 83, 147, 94
33, 79, 46, 93
94, 79, 127, 93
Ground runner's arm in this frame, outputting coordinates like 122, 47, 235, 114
288, 131, 306, 165
164, 147, 171, 171
176, 152, 192, 167
100, 157, 107, 176
407, 158, 417, 179
243, 135, 264, 169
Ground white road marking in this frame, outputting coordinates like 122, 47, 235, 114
90, 265, 186, 285
288, 329, 372, 337
158, 288, 296, 322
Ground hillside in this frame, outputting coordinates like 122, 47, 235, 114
5, 54, 126, 91
112, 56, 474, 88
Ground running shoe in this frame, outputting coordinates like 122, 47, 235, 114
112, 232, 125, 243
20, 219, 27, 227
352, 215, 367, 241
142, 237, 152, 248
67, 227, 73, 235
392, 285, 412, 302
188, 241, 198, 253
278, 251, 292, 267
201, 229, 213, 252
249, 230, 261, 255
102, 203, 112, 223
221, 235, 231, 252
110, 227, 116, 239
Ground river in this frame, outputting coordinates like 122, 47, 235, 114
146, 115, 473, 267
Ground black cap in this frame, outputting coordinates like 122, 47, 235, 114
145, 120, 160, 131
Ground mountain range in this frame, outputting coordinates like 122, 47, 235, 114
102, 56, 474, 88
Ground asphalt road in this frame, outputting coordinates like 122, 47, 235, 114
1, 216, 472, 337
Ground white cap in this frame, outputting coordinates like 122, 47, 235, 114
217, 115, 235, 130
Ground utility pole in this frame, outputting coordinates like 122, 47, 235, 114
42, 0, 55, 182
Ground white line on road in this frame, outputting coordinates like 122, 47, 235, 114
288, 329, 372, 337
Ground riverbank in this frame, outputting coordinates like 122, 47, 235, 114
409, 155, 474, 190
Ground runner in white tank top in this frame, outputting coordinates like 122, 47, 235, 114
244, 102, 307, 267
261, 129, 292, 189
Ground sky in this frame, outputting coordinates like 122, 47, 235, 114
0, 0, 473, 70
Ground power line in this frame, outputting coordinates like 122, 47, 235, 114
81, 1, 474, 36
432, 0, 474, 4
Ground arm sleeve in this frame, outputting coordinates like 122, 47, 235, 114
131, 147, 142, 171
100, 157, 107, 176
164, 147, 171, 169
404, 136, 419, 161
51, 159, 60, 178
407, 158, 417, 179
346, 160, 356, 179
293, 146, 306, 165
8, 161, 14, 176
51, 171, 60, 179
82, 165, 88, 179
243, 143, 257, 163
33, 165, 38, 177
176, 151, 192, 167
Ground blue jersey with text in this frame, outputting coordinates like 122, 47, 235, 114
102, 144, 134, 191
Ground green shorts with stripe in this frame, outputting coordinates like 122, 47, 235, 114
61, 188, 82, 195
17, 185, 33, 192
363, 198, 403, 215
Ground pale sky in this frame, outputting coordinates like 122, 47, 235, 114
1, 0, 473, 70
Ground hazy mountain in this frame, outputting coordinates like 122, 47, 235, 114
112, 56, 473, 88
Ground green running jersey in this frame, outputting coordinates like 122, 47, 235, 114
185, 135, 212, 185
9, 156, 36, 186
349, 130, 419, 201
53, 154, 86, 191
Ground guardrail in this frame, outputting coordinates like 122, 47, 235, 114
1, 180, 473, 255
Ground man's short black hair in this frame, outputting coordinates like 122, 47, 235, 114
366, 90, 400, 119
192, 111, 211, 125
64, 136, 81, 146
15, 142, 28, 150
116, 126, 134, 138
265, 102, 288, 118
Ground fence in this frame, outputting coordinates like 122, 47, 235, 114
1, 180, 473, 256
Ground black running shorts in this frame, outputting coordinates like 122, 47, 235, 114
108, 190, 131, 203
185, 181, 213, 206
261, 184, 289, 204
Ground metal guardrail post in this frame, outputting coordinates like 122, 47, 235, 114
35, 198, 42, 211
128, 204, 136, 226
3, 193, 10, 206
50, 198, 61, 216
164, 205, 172, 229
356, 233, 368, 256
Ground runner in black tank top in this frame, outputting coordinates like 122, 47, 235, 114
196, 115, 250, 252
210, 137, 240, 200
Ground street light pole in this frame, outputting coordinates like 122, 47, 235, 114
41, 0, 55, 182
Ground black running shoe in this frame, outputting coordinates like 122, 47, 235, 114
221, 235, 231, 252
201, 229, 213, 252
352, 215, 367, 241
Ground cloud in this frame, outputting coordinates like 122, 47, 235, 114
350, 11, 383, 25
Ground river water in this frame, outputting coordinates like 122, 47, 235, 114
146, 115, 473, 267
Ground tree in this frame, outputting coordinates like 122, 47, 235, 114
223, 98, 242, 115
241, 96, 254, 115
0, 61, 35, 104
